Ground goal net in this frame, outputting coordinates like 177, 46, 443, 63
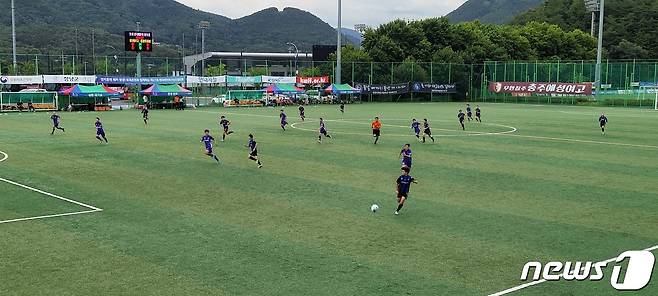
639, 86, 658, 110
0, 92, 59, 112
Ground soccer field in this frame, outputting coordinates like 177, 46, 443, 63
1, 102, 657, 295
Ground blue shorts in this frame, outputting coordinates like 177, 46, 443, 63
205, 147, 213, 154
402, 159, 412, 167
96, 129, 105, 136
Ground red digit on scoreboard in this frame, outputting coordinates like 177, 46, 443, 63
131, 43, 135, 50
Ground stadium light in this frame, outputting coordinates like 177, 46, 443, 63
286, 42, 299, 75
593, 0, 604, 103
336, 0, 342, 84
11, 0, 17, 72
199, 21, 210, 76
584, 0, 600, 36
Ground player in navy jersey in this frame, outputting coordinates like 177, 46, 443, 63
141, 106, 149, 125
201, 129, 220, 164
317, 118, 332, 143
475, 105, 482, 122
399, 144, 412, 170
395, 166, 417, 215
50, 113, 65, 134
411, 119, 421, 141
280, 109, 288, 131
219, 116, 234, 141
458, 110, 466, 130
599, 113, 608, 135
339, 103, 345, 115
422, 119, 435, 143
466, 104, 473, 121
298, 104, 305, 121
94, 117, 108, 144
246, 134, 263, 168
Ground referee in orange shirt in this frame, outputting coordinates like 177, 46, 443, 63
371, 116, 382, 144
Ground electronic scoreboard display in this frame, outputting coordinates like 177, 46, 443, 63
124, 31, 153, 52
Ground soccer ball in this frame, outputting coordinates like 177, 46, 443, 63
370, 204, 379, 213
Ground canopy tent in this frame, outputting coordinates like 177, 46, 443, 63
59, 84, 121, 98
325, 84, 361, 95
140, 84, 192, 97
262, 84, 305, 94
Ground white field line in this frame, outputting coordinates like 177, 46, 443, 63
0, 150, 103, 224
0, 209, 102, 225
502, 134, 658, 150
487, 244, 658, 296
198, 109, 658, 148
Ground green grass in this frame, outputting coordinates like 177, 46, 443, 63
0, 102, 657, 295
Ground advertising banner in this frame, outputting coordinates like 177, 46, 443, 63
186, 76, 226, 84
411, 82, 457, 94
296, 76, 330, 84
96, 76, 185, 85
43, 75, 97, 84
489, 82, 592, 95
226, 76, 262, 84
0, 75, 43, 85
355, 83, 409, 95
261, 76, 296, 84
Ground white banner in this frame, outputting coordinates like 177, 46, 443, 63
0, 75, 43, 85
261, 76, 296, 84
42, 75, 97, 84
186, 76, 226, 84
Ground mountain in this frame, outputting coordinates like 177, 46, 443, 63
0, 0, 350, 57
340, 28, 363, 46
446, 0, 544, 24
513, 0, 658, 59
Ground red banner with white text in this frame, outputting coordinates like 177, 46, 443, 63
296, 76, 330, 84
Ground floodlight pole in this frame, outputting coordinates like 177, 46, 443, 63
594, 0, 604, 102
336, 0, 342, 84
136, 21, 142, 77
287, 42, 299, 75
11, 0, 17, 72
199, 21, 210, 76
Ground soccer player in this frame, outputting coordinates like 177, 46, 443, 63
339, 102, 345, 115
395, 166, 417, 215
371, 116, 382, 144
50, 113, 65, 134
422, 119, 435, 143
458, 110, 466, 131
141, 105, 149, 125
298, 104, 305, 121
399, 144, 412, 170
280, 109, 288, 131
27, 100, 36, 112
246, 134, 263, 168
219, 115, 234, 141
201, 129, 220, 164
475, 105, 482, 122
318, 118, 332, 143
599, 113, 608, 135
95, 117, 109, 144
411, 119, 421, 141
466, 104, 473, 121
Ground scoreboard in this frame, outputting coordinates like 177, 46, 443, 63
124, 31, 153, 52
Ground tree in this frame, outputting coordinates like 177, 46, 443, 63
248, 67, 268, 76
206, 64, 226, 76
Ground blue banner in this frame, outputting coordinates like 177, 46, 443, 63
96, 76, 185, 85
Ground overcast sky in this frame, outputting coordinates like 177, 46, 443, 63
175, 0, 468, 28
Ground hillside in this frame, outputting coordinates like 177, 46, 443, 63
514, 0, 658, 59
0, 0, 346, 56
447, 0, 544, 24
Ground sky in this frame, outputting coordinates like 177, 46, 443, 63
175, 0, 468, 28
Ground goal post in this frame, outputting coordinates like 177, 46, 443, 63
0, 92, 59, 112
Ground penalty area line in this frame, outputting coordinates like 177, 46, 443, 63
0, 150, 103, 225
487, 244, 658, 296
